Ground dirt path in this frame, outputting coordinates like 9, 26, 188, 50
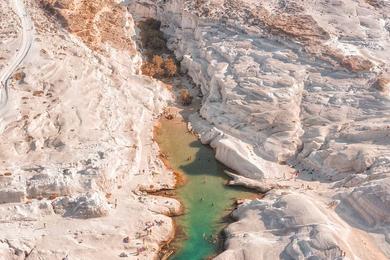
0, 0, 33, 110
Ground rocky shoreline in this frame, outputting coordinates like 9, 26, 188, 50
0, 0, 389, 259
129, 0, 390, 259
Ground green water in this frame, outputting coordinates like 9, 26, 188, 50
156, 117, 256, 260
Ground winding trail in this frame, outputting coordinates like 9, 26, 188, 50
0, 0, 33, 110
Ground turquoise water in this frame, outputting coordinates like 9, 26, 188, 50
156, 117, 257, 260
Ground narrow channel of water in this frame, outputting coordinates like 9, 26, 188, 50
132, 15, 258, 259
156, 115, 257, 260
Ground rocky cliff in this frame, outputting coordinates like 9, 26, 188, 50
0, 0, 389, 259
128, 0, 390, 258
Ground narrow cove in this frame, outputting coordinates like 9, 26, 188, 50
156, 113, 258, 260
134, 17, 259, 259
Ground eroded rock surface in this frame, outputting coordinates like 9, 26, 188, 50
1, 0, 389, 259
215, 191, 388, 260
127, 0, 390, 258
52, 192, 110, 218
0, 0, 179, 259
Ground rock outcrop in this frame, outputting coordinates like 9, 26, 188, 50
52, 192, 110, 218
215, 191, 388, 260
338, 178, 390, 228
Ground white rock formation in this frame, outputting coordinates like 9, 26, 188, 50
52, 192, 110, 218
0, 0, 179, 259
338, 178, 390, 228
0, 0, 389, 258
215, 191, 389, 260
127, 0, 390, 258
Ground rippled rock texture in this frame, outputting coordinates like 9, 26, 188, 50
0, 0, 179, 258
215, 191, 388, 260
128, 0, 390, 258
1, 0, 389, 258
